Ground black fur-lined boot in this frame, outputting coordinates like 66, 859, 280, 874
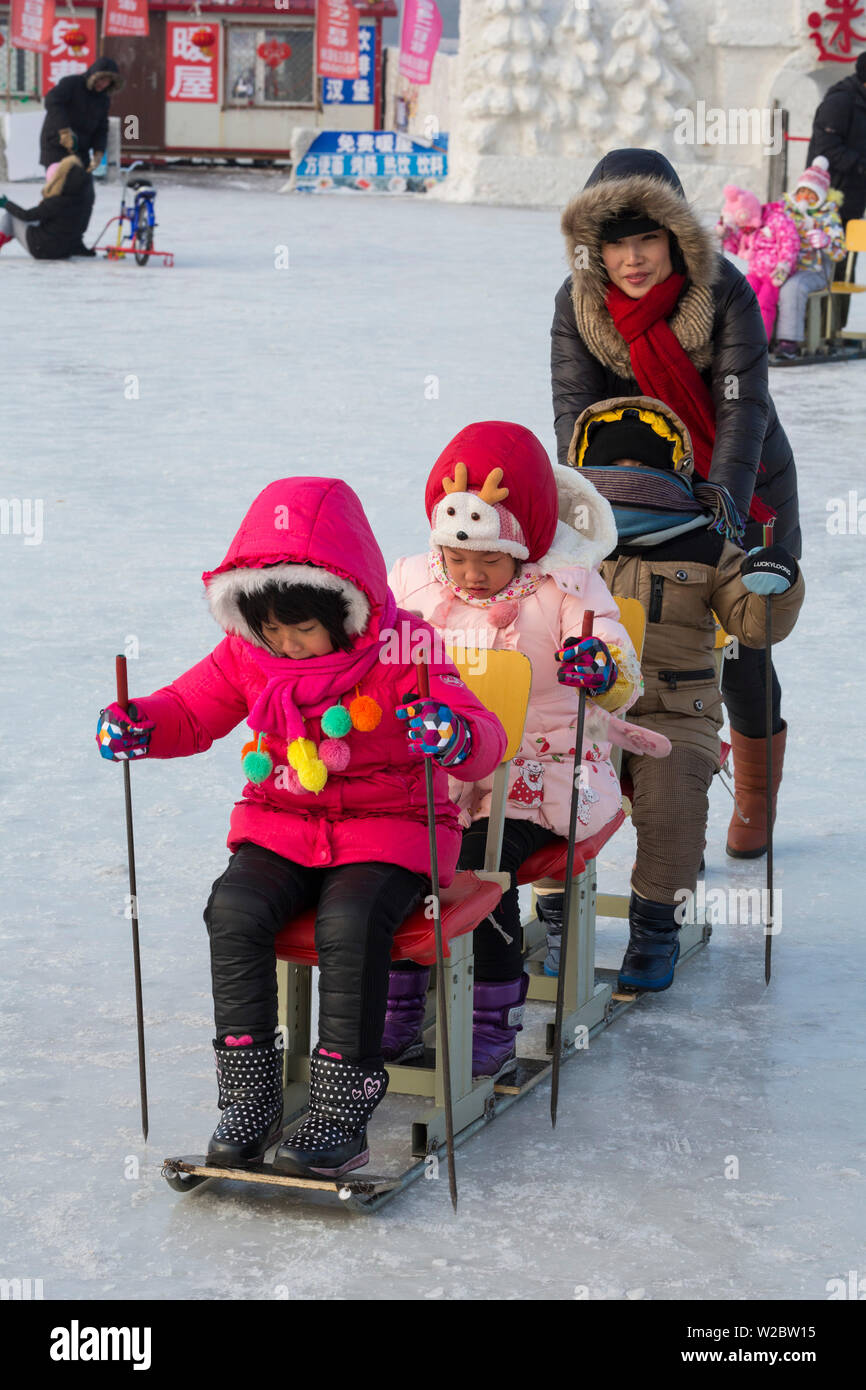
273, 1048, 388, 1179
206, 1039, 284, 1167
617, 893, 680, 992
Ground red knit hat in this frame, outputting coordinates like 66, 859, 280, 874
425, 421, 559, 563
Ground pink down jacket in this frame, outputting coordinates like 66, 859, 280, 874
129, 477, 506, 885
722, 202, 801, 278
389, 554, 634, 841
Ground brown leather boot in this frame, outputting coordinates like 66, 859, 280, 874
726, 725, 786, 858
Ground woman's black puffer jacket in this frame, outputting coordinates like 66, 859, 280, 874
551, 148, 801, 554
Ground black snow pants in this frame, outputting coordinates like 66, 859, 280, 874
459, 817, 557, 981
204, 842, 426, 1066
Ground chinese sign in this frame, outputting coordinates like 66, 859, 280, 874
316, 0, 359, 81
40, 15, 98, 96
104, 0, 149, 41
166, 22, 220, 102
295, 130, 448, 194
11, 0, 55, 55
398, 0, 442, 86
322, 24, 375, 105
808, 2, 866, 62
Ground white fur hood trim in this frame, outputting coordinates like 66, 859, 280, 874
536, 465, 618, 576
205, 562, 371, 649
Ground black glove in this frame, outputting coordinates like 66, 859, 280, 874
740, 545, 799, 596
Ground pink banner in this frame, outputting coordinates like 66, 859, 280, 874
104, 0, 149, 40
398, 0, 442, 86
316, 0, 360, 81
10, 0, 56, 54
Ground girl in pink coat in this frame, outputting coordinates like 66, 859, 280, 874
716, 185, 801, 342
95, 476, 505, 1179
386, 421, 658, 1080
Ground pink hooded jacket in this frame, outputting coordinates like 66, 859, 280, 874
130, 477, 506, 884
390, 455, 641, 841
721, 200, 801, 279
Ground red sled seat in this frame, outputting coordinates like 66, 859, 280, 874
274, 869, 502, 969
516, 808, 626, 885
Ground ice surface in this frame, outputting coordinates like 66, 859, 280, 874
1, 174, 864, 1301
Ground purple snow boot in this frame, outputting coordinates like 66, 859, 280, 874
381, 968, 430, 1063
472, 974, 529, 1080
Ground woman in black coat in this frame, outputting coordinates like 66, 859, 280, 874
550, 147, 801, 858
0, 156, 95, 261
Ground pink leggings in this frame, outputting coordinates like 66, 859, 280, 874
746, 272, 780, 342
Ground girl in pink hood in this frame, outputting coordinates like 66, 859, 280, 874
387, 422, 658, 1080
96, 476, 505, 1179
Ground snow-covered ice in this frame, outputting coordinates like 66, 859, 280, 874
1, 174, 864, 1301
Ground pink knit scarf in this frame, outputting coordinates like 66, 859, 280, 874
246, 589, 397, 742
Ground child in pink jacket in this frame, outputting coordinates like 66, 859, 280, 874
96, 476, 505, 1180
717, 185, 801, 341
386, 421, 666, 1080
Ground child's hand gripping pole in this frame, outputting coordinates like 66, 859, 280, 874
416, 659, 458, 1213
550, 610, 594, 1130
115, 655, 150, 1142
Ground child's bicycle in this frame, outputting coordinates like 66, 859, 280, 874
91, 162, 174, 267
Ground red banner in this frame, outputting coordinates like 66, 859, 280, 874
41, 15, 98, 96
104, 0, 149, 40
11, 0, 56, 54
166, 22, 220, 103
316, 0, 359, 80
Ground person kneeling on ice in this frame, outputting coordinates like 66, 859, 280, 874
773, 156, 846, 359
570, 398, 804, 989
388, 421, 660, 1078
0, 156, 95, 261
95, 477, 505, 1179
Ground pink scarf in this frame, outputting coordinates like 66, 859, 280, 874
246, 589, 397, 742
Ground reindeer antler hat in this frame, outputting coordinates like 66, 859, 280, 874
425, 421, 560, 562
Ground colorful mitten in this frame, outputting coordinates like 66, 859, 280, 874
556, 636, 618, 695
740, 545, 798, 596
96, 702, 155, 760
396, 695, 472, 767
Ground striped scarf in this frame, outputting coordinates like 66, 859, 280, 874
586, 466, 744, 547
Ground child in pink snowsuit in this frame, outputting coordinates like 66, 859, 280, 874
717, 185, 801, 342
384, 422, 668, 1080
95, 476, 505, 1180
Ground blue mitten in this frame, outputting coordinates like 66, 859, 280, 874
741, 545, 798, 596
396, 695, 472, 767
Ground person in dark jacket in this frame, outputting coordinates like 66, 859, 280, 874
806, 53, 866, 325
551, 147, 801, 859
0, 156, 95, 261
40, 56, 123, 172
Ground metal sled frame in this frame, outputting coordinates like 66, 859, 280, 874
92, 224, 175, 268
163, 608, 710, 1211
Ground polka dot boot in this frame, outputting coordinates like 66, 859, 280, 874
206, 1039, 284, 1168
273, 1049, 388, 1179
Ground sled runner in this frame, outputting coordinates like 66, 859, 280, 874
90, 162, 175, 267
162, 605, 710, 1211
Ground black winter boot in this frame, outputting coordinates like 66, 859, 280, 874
207, 1040, 284, 1167
617, 893, 680, 992
273, 1049, 388, 1179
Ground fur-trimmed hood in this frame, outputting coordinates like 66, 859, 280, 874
567, 395, 697, 481
84, 57, 124, 95
42, 155, 86, 199
202, 477, 389, 650
560, 148, 722, 380
543, 465, 618, 574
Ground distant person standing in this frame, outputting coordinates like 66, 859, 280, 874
39, 56, 123, 256
40, 56, 124, 173
807, 51, 866, 325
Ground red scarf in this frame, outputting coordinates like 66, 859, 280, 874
605, 275, 775, 526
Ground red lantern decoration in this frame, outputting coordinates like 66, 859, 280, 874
65, 26, 88, 54
257, 39, 292, 69
191, 26, 216, 55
